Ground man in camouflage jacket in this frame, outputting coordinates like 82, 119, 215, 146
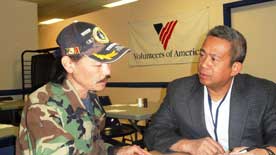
17, 80, 111, 155
16, 22, 150, 155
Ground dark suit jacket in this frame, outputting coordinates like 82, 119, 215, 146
144, 74, 276, 153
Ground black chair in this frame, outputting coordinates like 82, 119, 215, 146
0, 135, 16, 155
0, 97, 21, 126
99, 96, 137, 145
31, 53, 56, 90
21, 48, 58, 96
0, 97, 13, 102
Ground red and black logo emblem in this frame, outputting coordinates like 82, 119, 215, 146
153, 20, 178, 50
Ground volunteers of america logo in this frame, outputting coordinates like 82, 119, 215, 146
153, 20, 178, 50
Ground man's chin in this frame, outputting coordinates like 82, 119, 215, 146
199, 79, 212, 87
95, 83, 107, 91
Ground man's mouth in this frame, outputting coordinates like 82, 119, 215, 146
97, 75, 111, 84
199, 72, 209, 79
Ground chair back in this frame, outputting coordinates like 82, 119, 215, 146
0, 97, 21, 125
0, 97, 13, 102
98, 96, 137, 145
0, 135, 16, 155
31, 53, 56, 90
98, 96, 112, 106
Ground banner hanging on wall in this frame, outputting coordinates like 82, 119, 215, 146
128, 9, 209, 66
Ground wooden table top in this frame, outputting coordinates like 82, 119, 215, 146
0, 124, 18, 137
104, 103, 160, 120
150, 151, 189, 155
0, 99, 24, 111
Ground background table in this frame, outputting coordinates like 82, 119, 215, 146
103, 103, 160, 145
0, 124, 18, 137
0, 99, 24, 125
104, 103, 160, 132
0, 99, 24, 111
103, 103, 159, 120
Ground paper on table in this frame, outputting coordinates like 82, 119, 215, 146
1, 99, 16, 102
105, 109, 127, 113
109, 104, 138, 107
0, 124, 15, 129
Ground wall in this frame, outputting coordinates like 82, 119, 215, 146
0, 0, 38, 90
38, 0, 239, 105
231, 1, 276, 82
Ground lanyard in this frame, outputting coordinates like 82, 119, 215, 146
207, 91, 228, 142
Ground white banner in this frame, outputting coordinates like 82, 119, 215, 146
128, 9, 209, 66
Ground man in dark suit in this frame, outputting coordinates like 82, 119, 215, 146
144, 25, 276, 155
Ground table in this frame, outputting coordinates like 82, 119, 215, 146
0, 99, 24, 111
0, 124, 18, 137
150, 151, 189, 155
104, 103, 160, 129
103, 103, 159, 121
103, 103, 160, 143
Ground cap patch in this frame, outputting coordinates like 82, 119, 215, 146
106, 43, 117, 50
92, 50, 118, 60
93, 27, 109, 44
81, 28, 91, 36
86, 38, 94, 45
65, 47, 80, 55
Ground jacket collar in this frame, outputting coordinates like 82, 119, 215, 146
62, 79, 87, 111
188, 75, 210, 137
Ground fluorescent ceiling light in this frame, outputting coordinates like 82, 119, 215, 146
103, 0, 138, 8
39, 18, 64, 25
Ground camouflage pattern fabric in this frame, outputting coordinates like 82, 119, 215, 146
16, 80, 111, 155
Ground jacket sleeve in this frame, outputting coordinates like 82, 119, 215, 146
17, 102, 75, 155
144, 81, 183, 153
263, 83, 276, 145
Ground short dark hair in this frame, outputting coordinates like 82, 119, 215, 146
207, 25, 247, 64
50, 54, 83, 84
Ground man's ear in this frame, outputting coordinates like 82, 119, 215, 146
61, 56, 75, 73
231, 61, 242, 76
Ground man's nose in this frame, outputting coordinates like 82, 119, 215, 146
200, 56, 211, 68
102, 63, 111, 75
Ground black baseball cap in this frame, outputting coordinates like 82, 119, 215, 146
56, 21, 130, 63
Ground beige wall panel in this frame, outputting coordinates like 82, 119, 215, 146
0, 0, 37, 90
232, 1, 276, 82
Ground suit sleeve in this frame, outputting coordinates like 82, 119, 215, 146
263, 83, 276, 145
144, 81, 183, 153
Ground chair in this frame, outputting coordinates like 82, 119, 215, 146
21, 48, 58, 95
16, 48, 57, 125
0, 97, 21, 126
0, 97, 13, 102
0, 135, 16, 155
99, 96, 137, 145
31, 53, 56, 90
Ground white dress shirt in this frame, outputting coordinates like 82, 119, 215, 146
204, 79, 234, 151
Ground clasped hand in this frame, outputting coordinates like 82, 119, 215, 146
171, 137, 263, 155
116, 145, 151, 155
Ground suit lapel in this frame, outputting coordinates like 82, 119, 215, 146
229, 76, 249, 149
188, 83, 210, 137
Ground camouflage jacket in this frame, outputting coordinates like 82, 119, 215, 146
16, 80, 112, 155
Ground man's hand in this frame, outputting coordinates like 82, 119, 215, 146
116, 145, 151, 155
230, 147, 268, 155
170, 137, 225, 155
